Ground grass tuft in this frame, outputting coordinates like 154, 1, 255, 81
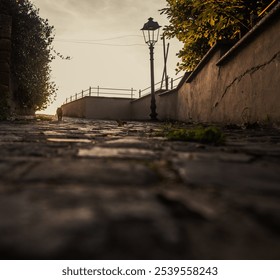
160, 125, 225, 145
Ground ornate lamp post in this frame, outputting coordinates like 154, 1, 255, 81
141, 17, 161, 120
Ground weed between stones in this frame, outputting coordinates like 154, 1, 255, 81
158, 125, 225, 145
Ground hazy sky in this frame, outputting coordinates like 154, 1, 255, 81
32, 0, 182, 114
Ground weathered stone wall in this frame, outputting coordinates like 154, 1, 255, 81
176, 4, 280, 124
62, 96, 133, 120
130, 92, 162, 120
0, 15, 12, 117
84, 97, 132, 120
157, 90, 179, 120
61, 98, 87, 118
176, 47, 226, 123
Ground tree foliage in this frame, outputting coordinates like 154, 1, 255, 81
0, 0, 57, 113
161, 0, 273, 71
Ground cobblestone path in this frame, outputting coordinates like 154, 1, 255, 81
0, 118, 279, 259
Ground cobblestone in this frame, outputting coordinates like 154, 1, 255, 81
0, 118, 279, 259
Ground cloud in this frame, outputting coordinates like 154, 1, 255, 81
33, 0, 167, 36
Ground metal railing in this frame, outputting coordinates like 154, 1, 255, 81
64, 86, 136, 104
138, 75, 183, 98
258, 0, 278, 18
249, 0, 279, 27
63, 75, 184, 104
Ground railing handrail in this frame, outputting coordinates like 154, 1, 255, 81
258, 0, 277, 18
140, 80, 163, 93
94, 87, 134, 91
64, 86, 137, 104
63, 75, 184, 105
139, 75, 184, 98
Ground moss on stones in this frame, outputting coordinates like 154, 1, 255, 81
160, 125, 225, 145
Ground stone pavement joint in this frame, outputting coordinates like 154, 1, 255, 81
0, 118, 279, 259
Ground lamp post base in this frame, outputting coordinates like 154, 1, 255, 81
149, 112, 158, 121
150, 96, 158, 120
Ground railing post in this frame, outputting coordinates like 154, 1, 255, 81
66, 84, 176, 103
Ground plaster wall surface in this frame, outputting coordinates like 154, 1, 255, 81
177, 6, 280, 123
157, 91, 178, 120
214, 15, 280, 123
62, 97, 132, 120
62, 98, 86, 118
84, 97, 132, 120
130, 93, 161, 120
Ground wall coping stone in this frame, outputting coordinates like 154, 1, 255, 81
159, 72, 192, 97
184, 41, 234, 84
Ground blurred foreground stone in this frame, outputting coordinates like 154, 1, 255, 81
0, 118, 279, 259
